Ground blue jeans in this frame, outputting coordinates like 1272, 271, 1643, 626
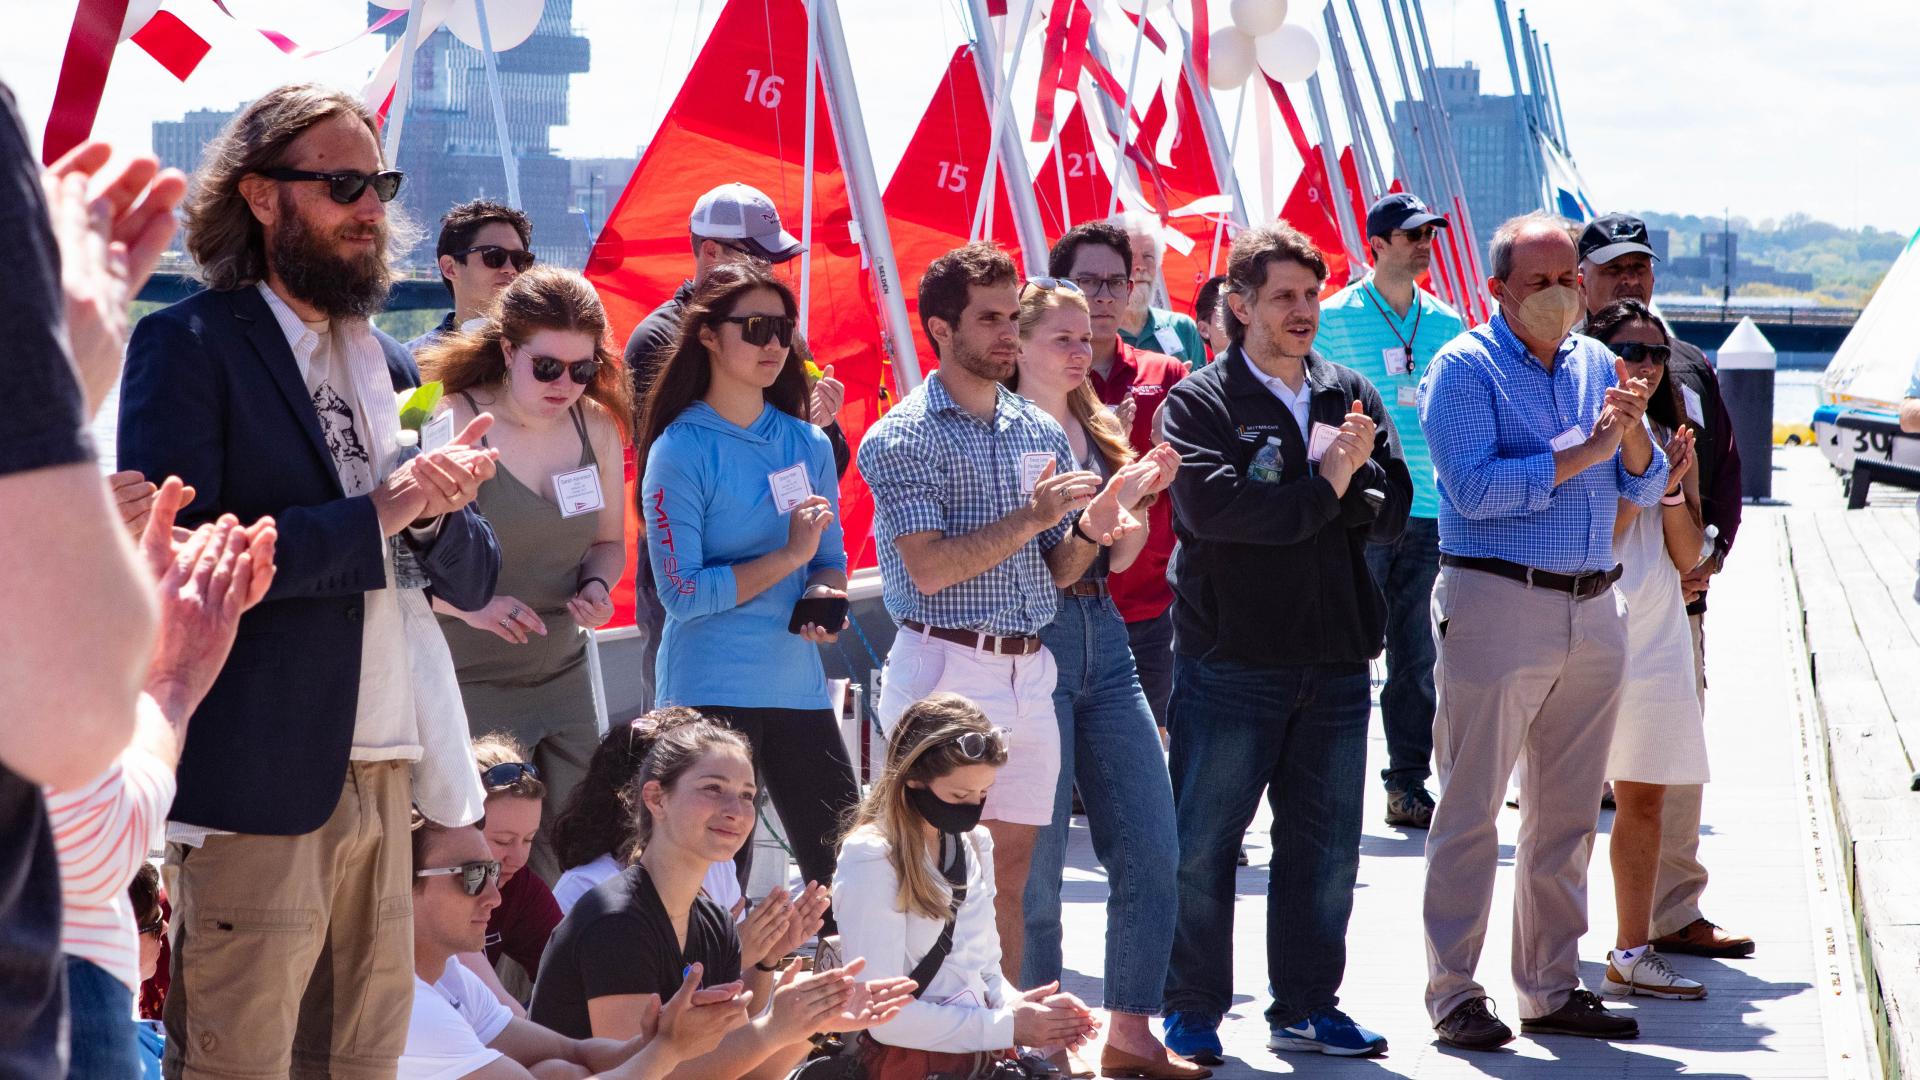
1022, 592, 1179, 1014
1162, 655, 1371, 1028
65, 954, 139, 1080
1363, 516, 1440, 790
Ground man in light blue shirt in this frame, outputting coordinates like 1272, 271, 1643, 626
1316, 193, 1466, 828
1417, 212, 1666, 1052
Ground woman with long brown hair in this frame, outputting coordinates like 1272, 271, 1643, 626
419, 265, 632, 882
1005, 283, 1199, 1079
636, 261, 858, 921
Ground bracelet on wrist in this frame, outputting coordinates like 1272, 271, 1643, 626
1660, 491, 1685, 506
755, 957, 785, 973
1071, 516, 1101, 546
575, 575, 610, 597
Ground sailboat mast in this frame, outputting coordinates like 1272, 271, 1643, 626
811, 0, 923, 387
964, 0, 1051, 268
1304, 73, 1369, 273
1492, 0, 1548, 215
1176, 21, 1251, 231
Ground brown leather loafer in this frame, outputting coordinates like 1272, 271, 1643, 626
1651, 918, 1755, 958
1099, 1045, 1213, 1079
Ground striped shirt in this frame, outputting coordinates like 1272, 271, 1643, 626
1316, 275, 1464, 519
857, 371, 1074, 637
44, 696, 175, 993
1418, 313, 1669, 574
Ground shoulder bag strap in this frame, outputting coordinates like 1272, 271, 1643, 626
905, 836, 970, 999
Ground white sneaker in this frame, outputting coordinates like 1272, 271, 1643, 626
1603, 947, 1707, 1000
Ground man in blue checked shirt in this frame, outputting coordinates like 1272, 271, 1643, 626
1316, 192, 1467, 830
1417, 212, 1667, 1052
859, 241, 1136, 971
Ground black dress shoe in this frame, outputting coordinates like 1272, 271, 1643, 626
1520, 989, 1639, 1040
1434, 996, 1513, 1050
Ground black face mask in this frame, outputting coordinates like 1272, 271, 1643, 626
907, 785, 985, 835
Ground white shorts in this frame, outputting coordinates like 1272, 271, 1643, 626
875, 630, 1060, 827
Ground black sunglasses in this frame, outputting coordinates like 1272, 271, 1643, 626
1607, 342, 1671, 365
1394, 225, 1440, 242
720, 314, 796, 348
514, 348, 601, 386
454, 245, 536, 272
481, 761, 539, 788
259, 168, 404, 205
138, 911, 168, 937
415, 859, 503, 897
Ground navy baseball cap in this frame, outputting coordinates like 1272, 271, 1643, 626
1578, 213, 1660, 265
1365, 193, 1449, 238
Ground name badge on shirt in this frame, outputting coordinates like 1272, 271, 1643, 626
1019, 452, 1054, 495
420, 410, 454, 453
1154, 325, 1183, 356
1550, 425, 1585, 453
1397, 384, 1419, 408
554, 465, 604, 518
1680, 384, 1705, 428
1307, 421, 1341, 463
768, 463, 813, 514
1384, 346, 1413, 377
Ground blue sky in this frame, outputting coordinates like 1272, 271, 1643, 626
6, 0, 1915, 235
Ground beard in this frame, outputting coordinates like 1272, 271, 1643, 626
268, 195, 393, 318
948, 334, 1017, 382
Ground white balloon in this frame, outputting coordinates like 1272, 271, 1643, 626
1207, 28, 1258, 90
445, 0, 544, 52
118, 0, 162, 41
1255, 23, 1321, 83
1228, 0, 1288, 37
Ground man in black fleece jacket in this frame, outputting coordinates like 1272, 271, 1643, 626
1157, 223, 1411, 1063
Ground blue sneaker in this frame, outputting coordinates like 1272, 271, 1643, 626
1161, 1012, 1223, 1066
1268, 1007, 1388, 1058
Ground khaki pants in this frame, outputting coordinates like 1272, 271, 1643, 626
1422, 568, 1628, 1023
163, 761, 414, 1080
1650, 613, 1711, 937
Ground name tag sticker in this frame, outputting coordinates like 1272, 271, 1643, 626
554, 465, 604, 518
1680, 384, 1705, 427
1397, 384, 1419, 408
1019, 452, 1055, 495
768, 463, 813, 514
1550, 425, 1585, 452
1307, 422, 1341, 463
1154, 325, 1183, 355
420, 410, 454, 453
1384, 346, 1413, 376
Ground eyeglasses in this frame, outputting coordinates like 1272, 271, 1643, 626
454, 245, 536, 272
138, 911, 168, 938
1607, 341, 1671, 365
515, 348, 602, 386
719, 314, 796, 348
415, 859, 503, 897
1022, 276, 1084, 298
481, 761, 539, 788
1394, 225, 1440, 243
258, 168, 405, 205
1069, 274, 1133, 299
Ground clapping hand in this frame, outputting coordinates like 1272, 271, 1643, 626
1077, 471, 1143, 546
1024, 462, 1101, 529
737, 886, 799, 971
109, 470, 160, 539
1010, 981, 1100, 1052
820, 958, 918, 1033
1109, 395, 1138, 432
766, 881, 831, 962
640, 964, 752, 1067
1316, 401, 1376, 497
1663, 425, 1697, 493
1114, 443, 1180, 508
764, 960, 855, 1042
142, 478, 278, 720
376, 414, 500, 532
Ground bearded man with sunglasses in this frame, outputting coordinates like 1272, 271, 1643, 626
409, 199, 536, 354
118, 82, 503, 1079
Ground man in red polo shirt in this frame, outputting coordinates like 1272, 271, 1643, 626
1048, 222, 1189, 732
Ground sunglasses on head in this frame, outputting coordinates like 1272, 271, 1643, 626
259, 168, 405, 205
481, 761, 539, 789
1607, 341, 1671, 365
514, 348, 602, 386
1022, 276, 1084, 298
720, 314, 796, 348
946, 729, 1007, 762
454, 245, 536, 272
415, 859, 503, 897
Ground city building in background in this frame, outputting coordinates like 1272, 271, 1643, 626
1393, 63, 1535, 261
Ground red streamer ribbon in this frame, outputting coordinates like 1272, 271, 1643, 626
1030, 0, 1075, 142
132, 11, 212, 81
43, 0, 131, 164
206, 1, 404, 59
1263, 74, 1314, 160
1189, 0, 1208, 88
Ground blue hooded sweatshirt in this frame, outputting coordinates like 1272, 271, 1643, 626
641, 400, 845, 710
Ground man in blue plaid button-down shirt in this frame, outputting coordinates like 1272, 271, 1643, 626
1418, 213, 1667, 1051
860, 243, 1132, 973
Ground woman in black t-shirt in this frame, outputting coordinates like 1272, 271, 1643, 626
530, 717, 915, 1076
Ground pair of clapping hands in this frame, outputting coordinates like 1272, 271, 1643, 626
1025, 442, 1183, 545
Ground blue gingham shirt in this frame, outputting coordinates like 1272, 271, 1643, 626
1417, 313, 1669, 574
858, 371, 1074, 636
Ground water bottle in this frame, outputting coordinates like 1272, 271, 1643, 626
1249, 436, 1285, 483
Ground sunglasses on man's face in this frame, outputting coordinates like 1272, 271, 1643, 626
515, 348, 602, 386
415, 859, 503, 897
481, 761, 539, 789
454, 245, 536, 272
259, 168, 405, 205
1607, 341, 1671, 366
720, 314, 796, 349
1394, 225, 1439, 243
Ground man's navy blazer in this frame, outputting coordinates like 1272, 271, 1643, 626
118, 285, 501, 836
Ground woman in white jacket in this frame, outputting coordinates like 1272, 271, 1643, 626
835, 693, 1100, 1076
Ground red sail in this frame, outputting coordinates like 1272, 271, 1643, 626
1279, 146, 1354, 289
1145, 78, 1233, 319
586, 0, 890, 613
1032, 104, 1113, 244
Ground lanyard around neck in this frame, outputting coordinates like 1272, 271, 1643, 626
1362, 281, 1422, 367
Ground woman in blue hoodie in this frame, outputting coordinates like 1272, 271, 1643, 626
636, 262, 857, 913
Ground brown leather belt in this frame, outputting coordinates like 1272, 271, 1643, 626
1440, 555, 1623, 600
902, 620, 1043, 657
1061, 579, 1110, 599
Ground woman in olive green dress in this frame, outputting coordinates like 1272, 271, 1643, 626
420, 267, 632, 883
